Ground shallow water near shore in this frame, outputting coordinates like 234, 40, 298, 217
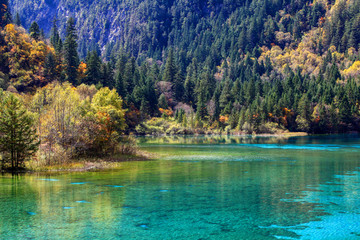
1, 135, 360, 239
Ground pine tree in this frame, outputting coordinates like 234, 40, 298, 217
219, 79, 232, 113
338, 91, 351, 124
64, 17, 79, 85
14, 12, 21, 26
329, 102, 338, 132
115, 71, 126, 98
183, 59, 197, 105
196, 85, 208, 121
163, 48, 177, 82
158, 94, 168, 109
44, 52, 58, 81
85, 50, 102, 85
0, 93, 39, 170
349, 15, 360, 49
100, 62, 114, 88
296, 93, 311, 132
123, 57, 136, 95
173, 68, 184, 101
144, 78, 158, 115
50, 18, 62, 52
29, 21, 40, 41
212, 86, 221, 122
184, 74, 194, 105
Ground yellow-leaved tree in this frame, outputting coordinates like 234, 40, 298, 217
31, 84, 127, 164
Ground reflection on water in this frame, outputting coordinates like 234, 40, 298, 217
137, 134, 360, 146
0, 135, 359, 239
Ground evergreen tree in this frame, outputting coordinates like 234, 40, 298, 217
158, 94, 168, 109
349, 15, 360, 49
64, 17, 79, 85
212, 86, 221, 122
123, 57, 136, 95
100, 62, 114, 88
184, 75, 195, 105
44, 52, 58, 81
219, 79, 232, 113
163, 49, 177, 82
115, 71, 126, 98
40, 28, 45, 40
14, 12, 21, 26
29, 21, 40, 41
173, 68, 184, 101
338, 91, 351, 124
329, 102, 339, 132
0, 93, 39, 170
85, 50, 102, 85
183, 59, 197, 105
144, 78, 158, 115
50, 18, 62, 52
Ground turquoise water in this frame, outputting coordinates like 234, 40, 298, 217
1, 135, 360, 239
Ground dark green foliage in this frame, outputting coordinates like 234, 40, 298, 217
163, 49, 177, 83
29, 21, 40, 41
50, 18, 62, 53
0, 92, 39, 170
10, 0, 326, 59
100, 62, 114, 88
158, 94, 168, 109
6, 0, 360, 134
338, 90, 352, 124
14, 12, 21, 26
85, 50, 102, 85
123, 57, 136, 96
324, 1, 360, 52
64, 17, 79, 85
44, 52, 58, 81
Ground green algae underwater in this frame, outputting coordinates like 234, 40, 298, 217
1, 135, 360, 239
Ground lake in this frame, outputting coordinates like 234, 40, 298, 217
1, 135, 360, 239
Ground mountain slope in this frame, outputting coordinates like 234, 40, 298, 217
10, 0, 330, 60
4, 0, 360, 134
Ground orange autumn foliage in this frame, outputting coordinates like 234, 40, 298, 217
159, 108, 174, 117
219, 115, 229, 123
78, 61, 87, 81
0, 24, 57, 90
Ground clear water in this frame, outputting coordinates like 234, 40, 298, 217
1, 135, 360, 239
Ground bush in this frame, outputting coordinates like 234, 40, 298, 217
256, 122, 285, 134
242, 122, 253, 134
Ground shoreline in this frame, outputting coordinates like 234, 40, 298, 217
3, 132, 360, 174
134, 131, 309, 137
1, 151, 155, 174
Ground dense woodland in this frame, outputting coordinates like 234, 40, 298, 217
1, 0, 360, 143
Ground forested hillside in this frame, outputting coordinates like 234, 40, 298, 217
3, 0, 360, 134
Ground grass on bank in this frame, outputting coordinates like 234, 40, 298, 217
22, 136, 156, 172
26, 151, 155, 172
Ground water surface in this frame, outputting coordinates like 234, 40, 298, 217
1, 135, 360, 239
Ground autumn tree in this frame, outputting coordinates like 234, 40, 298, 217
0, 0, 11, 28
87, 87, 127, 153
